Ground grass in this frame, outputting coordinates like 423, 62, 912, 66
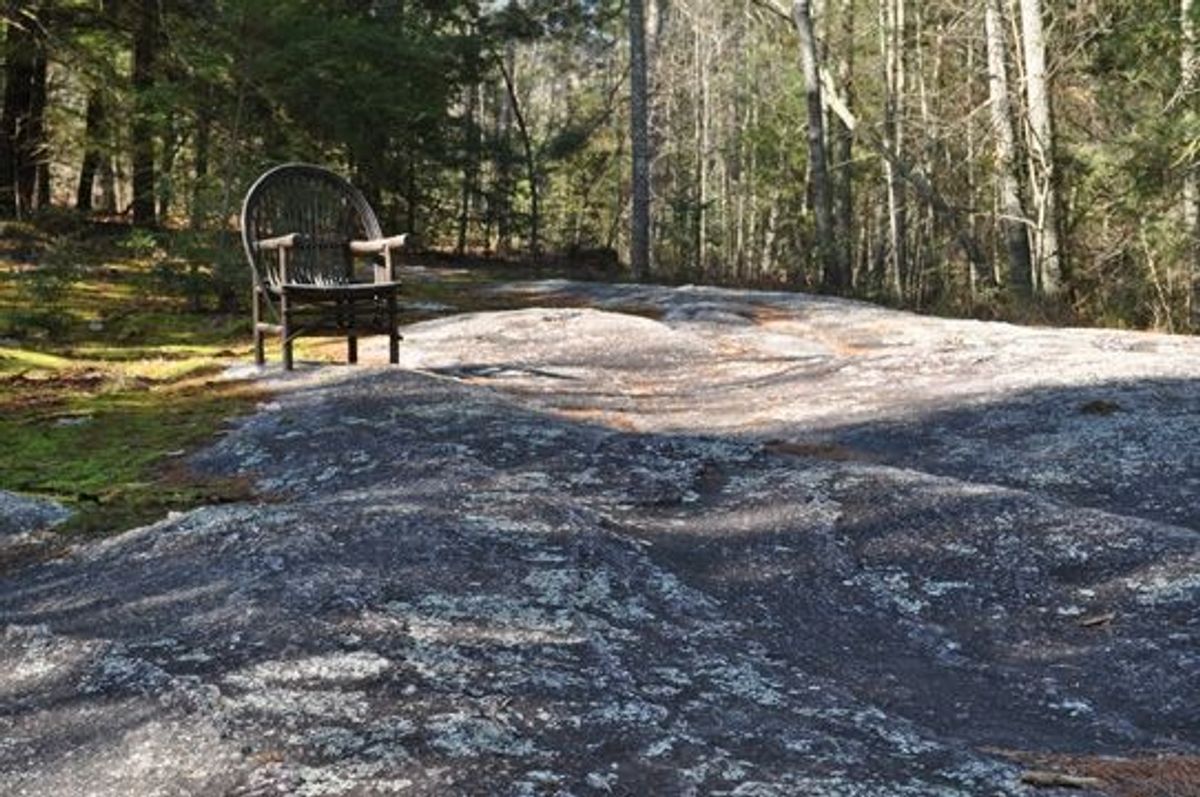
0, 225, 267, 539
0, 374, 264, 536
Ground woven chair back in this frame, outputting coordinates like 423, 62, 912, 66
240, 163, 383, 288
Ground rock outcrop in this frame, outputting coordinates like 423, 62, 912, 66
3, 283, 1199, 796
0, 490, 70, 538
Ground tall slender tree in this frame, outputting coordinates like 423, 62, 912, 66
131, 0, 160, 227
985, 0, 1032, 295
880, 0, 908, 297
830, 0, 855, 288
77, 0, 122, 213
1181, 0, 1199, 325
792, 0, 838, 288
629, 0, 652, 279
1017, 0, 1063, 295
0, 13, 39, 218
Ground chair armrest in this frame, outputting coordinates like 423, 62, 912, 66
254, 233, 301, 252
351, 234, 409, 283
349, 234, 409, 255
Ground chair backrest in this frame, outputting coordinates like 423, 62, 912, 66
240, 163, 383, 287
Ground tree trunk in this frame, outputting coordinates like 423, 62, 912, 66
792, 0, 838, 289
188, 102, 211, 229
158, 115, 181, 222
694, 24, 709, 280
0, 19, 37, 218
494, 46, 516, 254
1182, 0, 1199, 327
881, 0, 908, 298
629, 0, 653, 279
20, 50, 48, 215
498, 57, 539, 257
194, 109, 210, 181
132, 0, 159, 227
831, 0, 855, 288
457, 82, 478, 255
405, 153, 418, 236
77, 90, 108, 212
99, 157, 118, 214
985, 0, 1033, 296
1017, 0, 1063, 295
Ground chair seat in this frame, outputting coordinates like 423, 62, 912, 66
270, 281, 401, 300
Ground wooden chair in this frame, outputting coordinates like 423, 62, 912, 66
240, 163, 406, 370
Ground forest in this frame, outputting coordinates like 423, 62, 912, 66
1, 0, 1198, 330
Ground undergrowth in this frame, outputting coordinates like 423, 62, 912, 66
0, 224, 267, 539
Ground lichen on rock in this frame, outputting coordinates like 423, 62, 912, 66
6, 281, 1200, 795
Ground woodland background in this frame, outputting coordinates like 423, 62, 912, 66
1, 0, 1198, 330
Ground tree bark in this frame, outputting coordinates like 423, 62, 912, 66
1182, 0, 1199, 326
831, 0, 855, 288
0, 18, 37, 218
629, 0, 652, 279
881, 0, 908, 298
493, 45, 516, 254
498, 56, 539, 257
132, 0, 159, 227
1017, 0, 1063, 295
456, 81, 478, 255
694, 23, 709, 280
19, 50, 48, 215
77, 89, 107, 212
985, 0, 1033, 296
793, 0, 839, 289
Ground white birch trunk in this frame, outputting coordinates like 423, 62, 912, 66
1018, 0, 1064, 296
986, 0, 1033, 295
793, 0, 838, 288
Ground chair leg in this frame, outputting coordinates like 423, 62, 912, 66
388, 291, 399, 365
252, 285, 265, 366
344, 297, 357, 364
281, 294, 294, 371
254, 329, 266, 366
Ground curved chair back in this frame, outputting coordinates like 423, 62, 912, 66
240, 163, 383, 288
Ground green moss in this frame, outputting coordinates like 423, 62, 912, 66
0, 345, 72, 372
0, 226, 265, 539
0, 379, 264, 537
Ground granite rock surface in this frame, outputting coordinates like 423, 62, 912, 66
0, 490, 71, 538
3, 282, 1200, 796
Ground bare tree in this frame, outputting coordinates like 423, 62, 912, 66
880, 0, 907, 297
1017, 0, 1063, 295
792, 0, 839, 288
630, 0, 652, 279
1181, 0, 1199, 325
498, 57, 541, 257
830, 0, 855, 288
985, 0, 1032, 295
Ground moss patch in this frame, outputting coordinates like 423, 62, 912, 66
0, 370, 266, 537
0, 227, 268, 539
